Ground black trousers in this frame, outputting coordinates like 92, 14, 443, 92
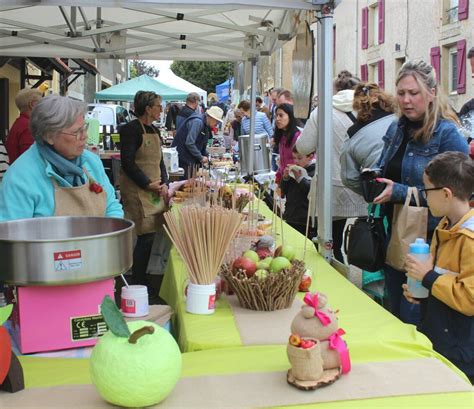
332, 219, 347, 264
132, 232, 155, 286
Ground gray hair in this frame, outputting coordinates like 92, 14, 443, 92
186, 92, 200, 104
30, 95, 87, 144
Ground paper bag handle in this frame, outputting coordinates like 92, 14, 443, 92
404, 186, 421, 207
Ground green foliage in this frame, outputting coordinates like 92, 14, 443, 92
170, 61, 234, 93
129, 60, 160, 79
100, 295, 131, 338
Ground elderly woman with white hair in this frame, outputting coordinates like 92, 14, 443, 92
0, 94, 123, 220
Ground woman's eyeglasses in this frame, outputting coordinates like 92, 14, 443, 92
419, 186, 444, 200
60, 122, 90, 140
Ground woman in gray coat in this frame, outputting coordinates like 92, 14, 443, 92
340, 83, 396, 196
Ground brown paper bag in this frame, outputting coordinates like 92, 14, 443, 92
385, 187, 427, 271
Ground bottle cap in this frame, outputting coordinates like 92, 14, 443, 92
409, 238, 430, 254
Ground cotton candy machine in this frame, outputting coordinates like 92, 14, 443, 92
0, 216, 134, 353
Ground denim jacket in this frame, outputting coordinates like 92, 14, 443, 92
377, 117, 468, 235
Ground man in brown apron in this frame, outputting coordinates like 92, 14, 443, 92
120, 91, 169, 289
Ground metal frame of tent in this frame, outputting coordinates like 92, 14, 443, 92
0, 0, 339, 262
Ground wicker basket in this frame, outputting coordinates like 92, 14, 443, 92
220, 260, 305, 311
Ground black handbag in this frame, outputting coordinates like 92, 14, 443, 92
344, 208, 386, 272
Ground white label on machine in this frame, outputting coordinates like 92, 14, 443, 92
54, 250, 83, 271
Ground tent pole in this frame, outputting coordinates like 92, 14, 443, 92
315, 6, 334, 262
248, 36, 258, 176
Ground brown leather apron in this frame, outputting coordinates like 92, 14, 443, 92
120, 121, 166, 235
53, 169, 107, 217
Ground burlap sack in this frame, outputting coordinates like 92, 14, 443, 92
287, 340, 324, 381
386, 187, 428, 271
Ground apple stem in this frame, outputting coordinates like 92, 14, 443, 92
128, 325, 155, 344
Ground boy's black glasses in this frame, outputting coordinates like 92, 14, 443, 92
419, 187, 444, 200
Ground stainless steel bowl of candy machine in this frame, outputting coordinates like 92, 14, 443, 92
0, 216, 134, 286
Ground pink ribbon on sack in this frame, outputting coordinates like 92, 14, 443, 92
328, 328, 351, 374
303, 292, 332, 326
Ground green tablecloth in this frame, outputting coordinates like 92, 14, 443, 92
6, 202, 472, 408
15, 347, 473, 409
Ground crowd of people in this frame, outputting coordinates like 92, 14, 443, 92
0, 50, 472, 383
214, 57, 474, 383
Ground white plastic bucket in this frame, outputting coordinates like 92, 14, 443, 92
121, 285, 149, 317
186, 283, 216, 315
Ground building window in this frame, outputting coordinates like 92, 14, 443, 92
449, 47, 458, 93
369, 2, 378, 46
369, 62, 378, 83
444, 0, 459, 24
395, 57, 406, 78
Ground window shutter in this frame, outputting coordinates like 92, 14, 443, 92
378, 0, 385, 44
361, 64, 368, 82
378, 60, 385, 89
458, 0, 469, 20
456, 39, 466, 94
361, 7, 369, 49
430, 46, 441, 83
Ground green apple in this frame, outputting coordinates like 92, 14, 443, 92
255, 269, 268, 279
256, 260, 270, 270
90, 321, 182, 407
263, 256, 273, 265
275, 245, 296, 261
269, 257, 292, 274
242, 250, 259, 264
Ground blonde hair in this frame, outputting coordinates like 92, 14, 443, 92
353, 82, 395, 122
15, 88, 42, 112
395, 60, 459, 144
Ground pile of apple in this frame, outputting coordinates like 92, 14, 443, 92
231, 244, 312, 291
289, 334, 317, 349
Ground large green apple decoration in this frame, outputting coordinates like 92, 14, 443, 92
90, 296, 182, 408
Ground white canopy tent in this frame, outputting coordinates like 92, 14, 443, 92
156, 67, 207, 105
0, 0, 339, 261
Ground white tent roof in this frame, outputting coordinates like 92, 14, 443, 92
156, 67, 207, 103
0, 1, 316, 61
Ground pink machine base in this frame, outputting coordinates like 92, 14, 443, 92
10, 278, 115, 354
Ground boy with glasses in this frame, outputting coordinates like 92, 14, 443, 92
403, 151, 474, 383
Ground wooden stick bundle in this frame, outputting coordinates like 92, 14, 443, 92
164, 206, 244, 285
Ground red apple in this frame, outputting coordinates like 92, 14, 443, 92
232, 257, 257, 277
256, 248, 273, 259
300, 339, 316, 349
298, 275, 312, 292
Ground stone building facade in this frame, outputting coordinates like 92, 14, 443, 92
255, 0, 473, 112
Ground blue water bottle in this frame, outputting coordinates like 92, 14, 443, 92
407, 238, 430, 299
